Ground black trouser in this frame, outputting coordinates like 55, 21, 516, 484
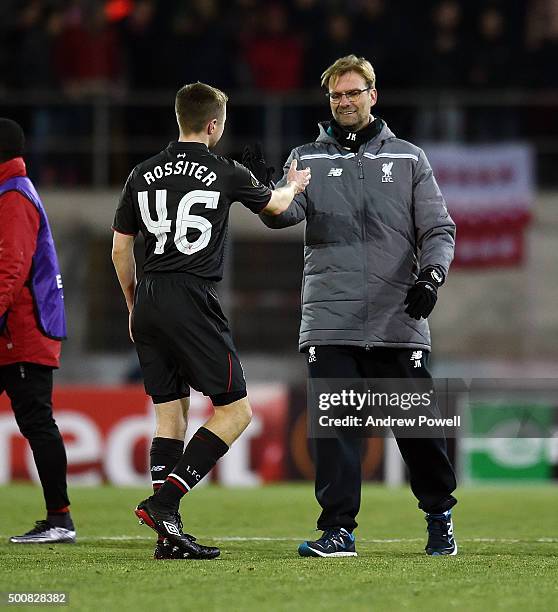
307, 346, 457, 532
0, 363, 70, 511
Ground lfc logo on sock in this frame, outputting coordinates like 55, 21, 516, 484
186, 465, 201, 481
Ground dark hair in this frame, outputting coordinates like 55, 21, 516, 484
175, 82, 228, 134
0, 118, 25, 162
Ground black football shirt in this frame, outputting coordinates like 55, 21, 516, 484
113, 141, 272, 280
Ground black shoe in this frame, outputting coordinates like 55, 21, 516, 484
9, 520, 76, 544
154, 538, 197, 560
298, 528, 357, 557
154, 538, 175, 560
135, 497, 219, 560
425, 510, 457, 556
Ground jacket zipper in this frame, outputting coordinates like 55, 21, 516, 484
357, 154, 370, 348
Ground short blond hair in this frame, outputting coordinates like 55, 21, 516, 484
175, 82, 228, 134
320, 55, 376, 90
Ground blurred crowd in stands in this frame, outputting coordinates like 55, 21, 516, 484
2, 0, 557, 94
2, 0, 557, 186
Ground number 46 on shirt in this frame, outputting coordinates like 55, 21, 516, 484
138, 188, 220, 256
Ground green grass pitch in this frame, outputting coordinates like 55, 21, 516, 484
0, 483, 556, 611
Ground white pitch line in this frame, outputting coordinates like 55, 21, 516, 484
2, 535, 556, 543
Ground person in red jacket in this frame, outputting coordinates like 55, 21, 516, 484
0, 118, 75, 544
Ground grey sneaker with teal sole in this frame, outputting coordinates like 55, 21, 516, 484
425, 509, 457, 556
298, 528, 357, 557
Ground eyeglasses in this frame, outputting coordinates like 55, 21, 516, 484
326, 87, 372, 103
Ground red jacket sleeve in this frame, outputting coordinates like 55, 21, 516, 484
0, 192, 40, 317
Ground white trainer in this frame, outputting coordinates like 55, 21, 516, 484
9, 521, 76, 544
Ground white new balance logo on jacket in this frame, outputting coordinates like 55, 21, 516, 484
328, 168, 343, 177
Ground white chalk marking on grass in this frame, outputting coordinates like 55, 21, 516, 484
216, 537, 424, 543
3, 535, 556, 544
205, 537, 558, 544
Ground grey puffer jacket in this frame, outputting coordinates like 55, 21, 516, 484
261, 120, 455, 352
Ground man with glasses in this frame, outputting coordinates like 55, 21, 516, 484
247, 55, 458, 557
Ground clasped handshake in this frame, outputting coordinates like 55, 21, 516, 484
288, 159, 311, 194
243, 143, 310, 194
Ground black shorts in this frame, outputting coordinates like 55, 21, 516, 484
131, 273, 246, 406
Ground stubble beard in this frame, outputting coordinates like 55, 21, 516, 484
335, 109, 369, 132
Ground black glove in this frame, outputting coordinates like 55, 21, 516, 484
241, 143, 275, 187
404, 267, 444, 320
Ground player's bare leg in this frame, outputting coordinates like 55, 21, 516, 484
201, 397, 252, 446
154, 397, 188, 440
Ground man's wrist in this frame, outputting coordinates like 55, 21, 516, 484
287, 180, 298, 194
418, 266, 444, 287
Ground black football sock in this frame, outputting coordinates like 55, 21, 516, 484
150, 437, 184, 493
154, 427, 229, 508
150, 437, 184, 542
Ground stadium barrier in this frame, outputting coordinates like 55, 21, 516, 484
0, 384, 390, 486
1, 384, 556, 485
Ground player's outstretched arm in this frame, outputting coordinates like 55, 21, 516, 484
111, 231, 136, 341
261, 159, 311, 216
